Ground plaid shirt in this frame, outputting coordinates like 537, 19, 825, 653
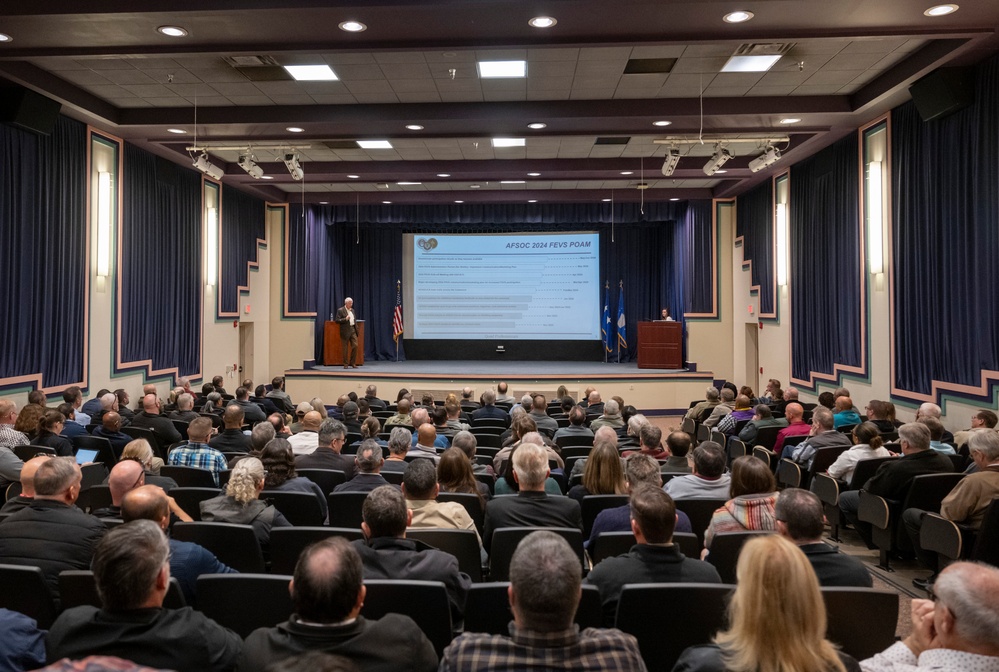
0, 424, 29, 447
440, 623, 647, 672
167, 442, 227, 485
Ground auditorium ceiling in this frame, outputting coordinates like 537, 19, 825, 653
1, 0, 997, 204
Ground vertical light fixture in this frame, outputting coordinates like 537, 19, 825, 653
776, 201, 788, 286
96, 172, 112, 277
867, 160, 884, 274
206, 206, 218, 286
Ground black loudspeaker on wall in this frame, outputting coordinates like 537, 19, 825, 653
0, 85, 62, 136
908, 67, 974, 122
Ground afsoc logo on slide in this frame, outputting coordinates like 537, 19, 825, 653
417, 238, 438, 251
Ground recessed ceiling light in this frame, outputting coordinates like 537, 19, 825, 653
286, 127, 305, 133
721, 54, 782, 73
528, 172, 541, 177
723, 10, 755, 23
924, 4, 958, 16
455, 200, 464, 203
437, 173, 451, 178
478, 60, 527, 79
320, 201, 329, 204
284, 64, 339, 81
382, 200, 392, 204
0, 33, 12, 43
670, 197, 680, 201
397, 181, 422, 186
157, 26, 188, 37
405, 124, 424, 130
715, 170, 728, 174
347, 174, 360, 179
261, 175, 274, 180
166, 128, 187, 134
602, 198, 612, 202
528, 122, 547, 130
529, 16, 557, 28
653, 120, 672, 127
338, 20, 367, 32
779, 118, 801, 125
469, 184, 481, 189
528, 199, 538, 203
357, 140, 393, 149
620, 171, 633, 175
492, 138, 525, 147
501, 180, 525, 184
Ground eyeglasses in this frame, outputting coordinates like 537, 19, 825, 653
925, 583, 939, 602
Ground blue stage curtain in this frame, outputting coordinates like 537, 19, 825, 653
891, 56, 999, 399
0, 116, 87, 389
219, 185, 266, 316
120, 144, 202, 377
290, 202, 704, 363
285, 206, 318, 315
683, 200, 714, 315
736, 181, 775, 316
789, 134, 863, 385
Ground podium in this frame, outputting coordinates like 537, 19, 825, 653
323, 320, 365, 366
637, 321, 683, 369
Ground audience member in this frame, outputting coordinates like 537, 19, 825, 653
251, 384, 282, 416
261, 438, 328, 520
288, 411, 323, 455
833, 396, 863, 429
495, 382, 515, 404
404, 458, 482, 544
94, 459, 147, 518
589, 398, 626, 433
381, 427, 411, 473
32, 410, 75, 456
57, 402, 88, 439
93, 411, 133, 456
772, 402, 811, 455
209, 404, 252, 453
268, 412, 292, 439
341, 401, 362, 436
332, 441, 391, 493
916, 402, 954, 443
664, 441, 731, 499
622, 424, 668, 461
363, 384, 387, 411
62, 386, 91, 426
0, 399, 31, 447
827, 422, 893, 485
120, 439, 173, 489
703, 388, 736, 429
441, 531, 645, 671
471, 390, 509, 425
411, 423, 443, 463
785, 406, 852, 465
776, 488, 872, 587
45, 519, 242, 670
130, 393, 183, 454
864, 400, 896, 434
585, 390, 605, 416
296, 418, 355, 478
437, 446, 491, 502
167, 417, 228, 486
775, 385, 800, 415
954, 409, 999, 450
167, 393, 200, 423
450, 430, 494, 478
384, 398, 413, 427
703, 455, 778, 553
0, 454, 50, 514
81, 388, 110, 418
15, 401, 45, 441
553, 406, 592, 443
917, 417, 956, 455
266, 376, 295, 414
200, 456, 291, 550
685, 387, 721, 422
567, 439, 625, 502
716, 395, 755, 435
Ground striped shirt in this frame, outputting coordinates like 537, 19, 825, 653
167, 442, 227, 485
440, 623, 647, 671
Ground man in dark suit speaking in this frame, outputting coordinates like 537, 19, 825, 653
335, 297, 359, 369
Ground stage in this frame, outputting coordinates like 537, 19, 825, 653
284, 359, 715, 416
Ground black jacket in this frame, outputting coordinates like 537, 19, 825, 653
482, 490, 582, 552
130, 411, 183, 452
799, 542, 873, 587
295, 448, 356, 479
209, 428, 251, 453
33, 432, 74, 457
0, 499, 106, 600
863, 449, 954, 500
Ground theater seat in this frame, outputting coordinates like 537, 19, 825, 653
822, 587, 898, 660
489, 527, 583, 581
59, 570, 185, 610
197, 573, 294, 638
463, 582, 602, 635
407, 528, 483, 582
0, 564, 59, 628
172, 522, 265, 573
361, 580, 453, 656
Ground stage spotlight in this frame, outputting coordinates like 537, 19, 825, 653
192, 153, 224, 180
661, 147, 681, 176
748, 145, 781, 173
237, 153, 264, 179
283, 152, 304, 181
703, 145, 733, 176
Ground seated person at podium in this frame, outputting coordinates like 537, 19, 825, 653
660, 307, 675, 321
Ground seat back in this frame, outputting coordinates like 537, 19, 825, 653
696, 424, 710, 444
76, 484, 113, 513
706, 530, 774, 583
73, 435, 117, 470
822, 587, 898, 661
5, 482, 22, 501
473, 434, 503, 449
589, 531, 700, 566
848, 456, 895, 490
559, 446, 593, 459
754, 426, 781, 450
361, 580, 453, 656
902, 473, 965, 513
159, 465, 217, 488
172, 522, 265, 573
436, 492, 485, 534
489, 527, 584, 581
197, 574, 294, 638
556, 435, 594, 449
674, 498, 727, 546
751, 446, 777, 471
680, 417, 696, 435
463, 582, 603, 635
809, 445, 851, 476
777, 458, 803, 489
727, 438, 747, 463
260, 490, 325, 527
580, 494, 629, 538
59, 570, 186, 610
327, 491, 368, 529
268, 527, 364, 575
296, 469, 346, 495
121, 426, 162, 457
971, 498, 999, 564
709, 429, 726, 449
407, 528, 483, 582
169, 487, 223, 521
0, 564, 59, 628
13, 445, 54, 461
615, 583, 733, 672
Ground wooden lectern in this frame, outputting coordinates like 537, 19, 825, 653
636, 321, 683, 369
323, 320, 365, 366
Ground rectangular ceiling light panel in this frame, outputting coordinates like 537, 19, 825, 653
477, 60, 527, 78
357, 140, 394, 149
491, 138, 525, 147
284, 64, 339, 81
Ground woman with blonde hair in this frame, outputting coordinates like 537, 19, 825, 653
200, 456, 290, 550
309, 397, 328, 418
567, 440, 625, 503
673, 534, 860, 672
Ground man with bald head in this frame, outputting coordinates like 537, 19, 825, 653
384, 398, 413, 428
91, 459, 147, 519
916, 402, 955, 443
411, 424, 441, 462
210, 404, 251, 453
130, 393, 182, 454
410, 407, 448, 450
586, 390, 604, 416
92, 411, 132, 457
0, 455, 51, 514
122, 485, 233, 605
772, 402, 811, 455
288, 410, 323, 455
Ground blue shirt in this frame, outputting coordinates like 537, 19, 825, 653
411, 433, 449, 449
586, 504, 692, 548
167, 442, 228, 485
0, 608, 45, 671
833, 410, 863, 429
168, 538, 237, 606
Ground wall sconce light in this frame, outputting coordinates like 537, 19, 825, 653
97, 172, 112, 277
868, 160, 884, 274
206, 206, 218, 287
776, 201, 788, 286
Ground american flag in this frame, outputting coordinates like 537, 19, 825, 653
392, 281, 404, 343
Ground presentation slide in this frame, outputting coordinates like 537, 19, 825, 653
403, 232, 600, 340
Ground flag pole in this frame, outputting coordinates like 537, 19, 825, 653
617, 279, 622, 364
604, 280, 609, 364
395, 279, 400, 362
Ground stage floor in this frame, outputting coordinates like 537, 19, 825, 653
307, 359, 688, 379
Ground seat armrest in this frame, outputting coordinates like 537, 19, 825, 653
811, 473, 842, 506
858, 491, 890, 530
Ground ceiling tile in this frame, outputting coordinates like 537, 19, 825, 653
143, 68, 202, 84
480, 78, 527, 91
631, 45, 687, 59
254, 81, 305, 95
527, 48, 580, 61
681, 44, 736, 58
613, 88, 661, 99
299, 81, 350, 95
344, 80, 394, 94
440, 91, 484, 103
187, 95, 233, 106
671, 57, 729, 74
574, 61, 625, 77
703, 84, 753, 96
529, 61, 577, 77
59, 70, 114, 86
527, 89, 570, 100
146, 96, 190, 107
790, 39, 853, 55
310, 94, 358, 104
333, 64, 385, 80
94, 70, 151, 85
108, 98, 153, 108
188, 67, 249, 83
38, 58, 90, 71
617, 73, 668, 88
424, 51, 477, 64
788, 84, 841, 96
73, 58, 135, 70
379, 62, 434, 79
710, 72, 766, 87
389, 79, 439, 93
841, 38, 910, 54
324, 53, 378, 65
121, 83, 175, 97
435, 78, 482, 92
87, 84, 134, 98
373, 52, 427, 64
474, 48, 529, 60
578, 47, 634, 61
745, 84, 798, 96
756, 70, 812, 86
527, 76, 575, 91
482, 89, 527, 101
823, 52, 885, 70
804, 69, 865, 86
273, 94, 314, 105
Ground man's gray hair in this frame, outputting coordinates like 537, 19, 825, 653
512, 441, 549, 487
388, 427, 411, 456
520, 431, 544, 447
918, 402, 942, 419
177, 393, 194, 411
34, 457, 79, 497
968, 430, 999, 462
250, 421, 277, 451
627, 414, 649, 436
625, 454, 662, 488
100, 392, 117, 411
318, 418, 346, 446
482, 389, 496, 405
451, 430, 476, 458
720, 388, 735, 402
784, 387, 799, 400
898, 422, 931, 451
603, 399, 620, 416
355, 440, 383, 472
812, 407, 835, 431
774, 488, 824, 541
365, 384, 377, 396
510, 405, 526, 419
509, 531, 582, 632
593, 425, 618, 447
411, 407, 429, 426
705, 387, 720, 401
933, 562, 999, 648
92, 519, 170, 611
